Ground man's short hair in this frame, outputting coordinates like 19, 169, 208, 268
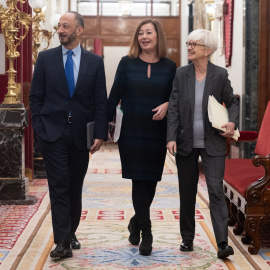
66, 11, 84, 28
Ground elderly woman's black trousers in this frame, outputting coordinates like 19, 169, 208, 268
176, 148, 228, 245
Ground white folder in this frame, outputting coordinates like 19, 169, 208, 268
208, 95, 240, 141
113, 105, 123, 142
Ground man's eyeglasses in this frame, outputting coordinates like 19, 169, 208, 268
186, 42, 207, 49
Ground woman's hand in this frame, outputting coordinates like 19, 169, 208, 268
90, 139, 104, 154
152, 102, 169, 121
220, 122, 235, 138
108, 122, 115, 141
167, 141, 177, 156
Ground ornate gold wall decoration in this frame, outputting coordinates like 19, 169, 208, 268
0, 0, 31, 104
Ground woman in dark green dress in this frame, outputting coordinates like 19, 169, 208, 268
108, 19, 176, 256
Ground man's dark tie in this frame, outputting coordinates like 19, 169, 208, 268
65, 50, 75, 97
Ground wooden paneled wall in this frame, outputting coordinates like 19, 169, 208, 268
79, 16, 180, 67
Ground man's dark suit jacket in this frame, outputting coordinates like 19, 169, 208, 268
167, 61, 238, 157
30, 45, 108, 150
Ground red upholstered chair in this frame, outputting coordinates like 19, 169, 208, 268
223, 101, 270, 254
225, 131, 258, 158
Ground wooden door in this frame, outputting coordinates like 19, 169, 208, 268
80, 16, 180, 67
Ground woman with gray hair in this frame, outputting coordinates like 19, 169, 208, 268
167, 29, 238, 259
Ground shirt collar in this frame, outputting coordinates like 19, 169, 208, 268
62, 44, 81, 56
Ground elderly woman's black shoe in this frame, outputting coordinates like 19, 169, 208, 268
217, 242, 234, 258
128, 216, 140, 245
180, 240, 193, 252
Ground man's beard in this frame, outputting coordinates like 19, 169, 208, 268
59, 30, 77, 46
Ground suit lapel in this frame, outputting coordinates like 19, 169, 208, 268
73, 47, 89, 96
186, 64, 196, 121
202, 61, 215, 123
54, 45, 70, 97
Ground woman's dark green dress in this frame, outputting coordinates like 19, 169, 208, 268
108, 56, 177, 181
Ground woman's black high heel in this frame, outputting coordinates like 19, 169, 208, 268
139, 223, 152, 256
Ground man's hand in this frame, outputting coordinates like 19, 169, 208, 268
220, 122, 235, 138
152, 102, 169, 121
90, 139, 104, 154
166, 141, 177, 156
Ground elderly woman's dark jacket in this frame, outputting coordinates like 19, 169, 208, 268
167, 61, 238, 156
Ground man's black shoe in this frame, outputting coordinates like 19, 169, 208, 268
71, 233, 81, 249
217, 242, 234, 259
180, 241, 193, 252
50, 241, 72, 258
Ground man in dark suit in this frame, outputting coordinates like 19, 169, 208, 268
30, 11, 107, 258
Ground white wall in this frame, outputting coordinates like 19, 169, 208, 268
213, 0, 244, 128
103, 46, 129, 96
213, 0, 244, 96
181, 0, 189, 66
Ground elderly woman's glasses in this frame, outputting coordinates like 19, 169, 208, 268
186, 42, 207, 49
